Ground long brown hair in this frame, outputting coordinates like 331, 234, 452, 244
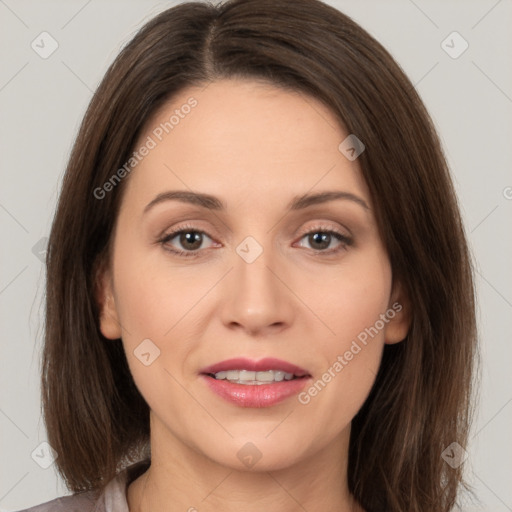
42, 1, 478, 510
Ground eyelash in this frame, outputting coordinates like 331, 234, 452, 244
157, 223, 353, 259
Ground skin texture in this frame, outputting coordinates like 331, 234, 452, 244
98, 79, 410, 512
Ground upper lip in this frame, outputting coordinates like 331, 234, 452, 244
200, 357, 310, 377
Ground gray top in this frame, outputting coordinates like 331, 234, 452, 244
14, 460, 150, 512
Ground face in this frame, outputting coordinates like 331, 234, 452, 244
98, 78, 409, 472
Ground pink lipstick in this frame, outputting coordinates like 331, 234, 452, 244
200, 357, 311, 408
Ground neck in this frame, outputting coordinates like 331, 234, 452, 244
127, 417, 363, 512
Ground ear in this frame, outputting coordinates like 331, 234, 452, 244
95, 259, 122, 340
384, 279, 412, 345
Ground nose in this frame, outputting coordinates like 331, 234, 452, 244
219, 242, 295, 337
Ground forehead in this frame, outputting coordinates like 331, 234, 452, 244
124, 78, 371, 210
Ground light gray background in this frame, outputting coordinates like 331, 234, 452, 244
1, 0, 511, 510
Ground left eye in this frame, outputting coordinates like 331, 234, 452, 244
297, 230, 350, 252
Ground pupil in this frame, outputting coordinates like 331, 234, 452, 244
180, 232, 202, 250
310, 232, 330, 250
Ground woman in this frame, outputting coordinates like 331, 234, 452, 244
18, 0, 477, 511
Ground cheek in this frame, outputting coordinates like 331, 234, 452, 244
110, 256, 194, 415
308, 247, 392, 346
111, 235, 199, 340
113, 271, 169, 340
110, 239, 216, 388
298, 250, 391, 414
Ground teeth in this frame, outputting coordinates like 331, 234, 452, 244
274, 371, 285, 382
256, 370, 274, 382
212, 370, 297, 384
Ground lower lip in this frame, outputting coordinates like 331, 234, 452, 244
201, 375, 310, 408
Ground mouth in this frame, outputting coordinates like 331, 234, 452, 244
204, 369, 310, 385
199, 357, 311, 407
199, 357, 311, 383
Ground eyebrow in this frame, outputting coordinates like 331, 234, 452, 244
143, 190, 370, 214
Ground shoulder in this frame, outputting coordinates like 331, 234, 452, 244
12, 491, 98, 512
13, 458, 150, 512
